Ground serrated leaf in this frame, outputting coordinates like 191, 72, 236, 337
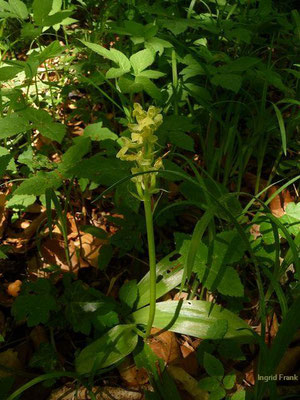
75, 324, 138, 374
130, 49, 154, 75
12, 279, 58, 326
139, 69, 165, 79
203, 352, 224, 380
135, 76, 162, 99
14, 171, 62, 196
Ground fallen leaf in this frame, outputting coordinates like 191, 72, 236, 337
268, 186, 294, 218
118, 357, 149, 386
277, 346, 300, 376
0, 192, 7, 238
148, 328, 181, 364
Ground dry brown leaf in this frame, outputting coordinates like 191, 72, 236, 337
7, 280, 22, 297
118, 357, 149, 386
268, 186, 294, 218
41, 238, 83, 273
0, 349, 22, 378
168, 365, 209, 400
148, 328, 181, 364
75, 233, 107, 268
179, 341, 199, 376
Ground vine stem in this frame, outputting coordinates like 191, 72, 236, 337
143, 190, 156, 338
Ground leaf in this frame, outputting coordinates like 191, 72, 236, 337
14, 171, 62, 196
119, 280, 138, 309
41, 10, 74, 27
210, 386, 226, 400
8, 0, 27, 19
179, 230, 245, 297
132, 300, 253, 342
97, 244, 113, 271
0, 114, 29, 139
211, 73, 242, 93
130, 49, 154, 75
38, 40, 64, 63
139, 69, 165, 79
206, 319, 228, 340
198, 376, 220, 391
272, 102, 287, 155
5, 194, 36, 210
137, 251, 184, 308
66, 154, 130, 186
11, 279, 58, 326
0, 147, 12, 177
62, 281, 117, 335
223, 371, 236, 390
218, 57, 261, 73
0, 66, 23, 81
33, 0, 52, 24
135, 76, 162, 100
75, 324, 138, 374
84, 122, 118, 141
203, 352, 224, 380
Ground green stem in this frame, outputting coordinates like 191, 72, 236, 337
143, 191, 156, 338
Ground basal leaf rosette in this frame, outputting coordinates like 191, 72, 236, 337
117, 103, 163, 198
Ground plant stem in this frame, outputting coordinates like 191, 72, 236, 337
143, 191, 156, 338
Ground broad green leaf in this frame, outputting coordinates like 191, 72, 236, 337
130, 49, 154, 75
0, 66, 23, 81
59, 136, 91, 171
119, 280, 138, 309
41, 10, 73, 26
84, 122, 118, 141
118, 76, 143, 94
132, 300, 253, 342
0, 114, 29, 138
137, 251, 184, 308
135, 76, 162, 100
211, 73, 242, 93
62, 281, 117, 335
8, 0, 27, 19
0, 147, 13, 177
6, 194, 36, 210
97, 244, 113, 271
81, 41, 130, 76
139, 69, 165, 79
206, 319, 228, 340
14, 171, 62, 196
203, 352, 224, 380
33, 0, 52, 24
179, 230, 245, 297
210, 386, 226, 400
81, 40, 112, 60
36, 121, 66, 143
198, 376, 220, 391
223, 372, 236, 390
218, 57, 260, 73
66, 154, 130, 186
0, 0, 11, 11
38, 41, 63, 63
75, 324, 138, 374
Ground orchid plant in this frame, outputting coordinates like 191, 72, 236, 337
117, 103, 163, 337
